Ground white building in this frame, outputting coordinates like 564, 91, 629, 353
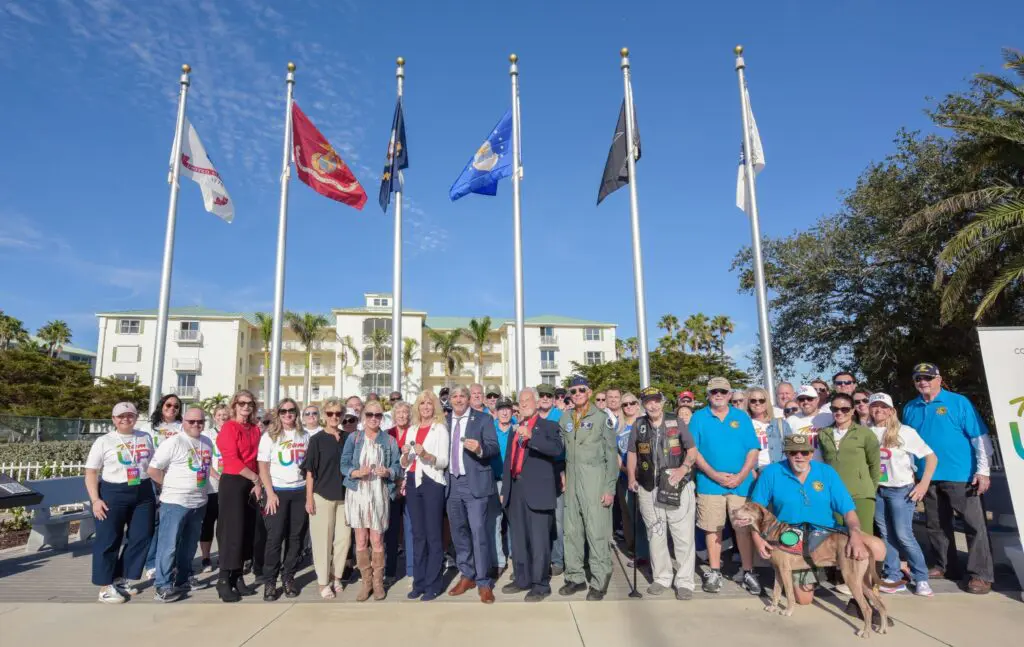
94, 294, 617, 406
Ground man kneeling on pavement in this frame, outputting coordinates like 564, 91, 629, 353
627, 387, 698, 600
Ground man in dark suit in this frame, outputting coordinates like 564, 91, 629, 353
501, 388, 564, 601
446, 385, 500, 603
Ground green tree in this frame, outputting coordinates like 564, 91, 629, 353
570, 350, 748, 402
467, 317, 493, 384
37, 320, 72, 358
199, 393, 229, 416
285, 312, 330, 404
614, 337, 625, 360
402, 337, 420, 392
624, 336, 639, 358
710, 315, 735, 359
368, 327, 391, 395
903, 48, 1024, 322
0, 311, 29, 350
337, 334, 359, 376
254, 312, 274, 395
428, 328, 468, 387
683, 314, 713, 354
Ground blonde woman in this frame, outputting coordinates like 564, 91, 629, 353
257, 398, 311, 601
746, 386, 791, 469
199, 404, 230, 572
869, 393, 938, 596
340, 399, 402, 601
402, 391, 450, 601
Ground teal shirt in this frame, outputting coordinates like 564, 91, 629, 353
749, 461, 855, 529
691, 406, 760, 496
903, 389, 987, 482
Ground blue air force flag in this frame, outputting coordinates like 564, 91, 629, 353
379, 98, 409, 213
735, 84, 765, 215
449, 109, 514, 201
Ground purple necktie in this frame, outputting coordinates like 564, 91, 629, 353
451, 416, 462, 476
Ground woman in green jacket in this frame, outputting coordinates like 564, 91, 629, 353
819, 392, 880, 534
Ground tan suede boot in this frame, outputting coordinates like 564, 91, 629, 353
371, 551, 386, 600
355, 549, 372, 602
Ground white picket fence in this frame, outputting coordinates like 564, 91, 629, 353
0, 462, 88, 481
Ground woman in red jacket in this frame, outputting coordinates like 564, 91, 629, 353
215, 390, 263, 602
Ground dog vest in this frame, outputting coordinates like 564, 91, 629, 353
765, 522, 848, 568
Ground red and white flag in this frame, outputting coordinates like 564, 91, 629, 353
291, 102, 367, 209
173, 119, 234, 223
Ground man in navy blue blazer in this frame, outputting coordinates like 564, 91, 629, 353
445, 385, 501, 603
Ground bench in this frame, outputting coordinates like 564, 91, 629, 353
24, 477, 96, 553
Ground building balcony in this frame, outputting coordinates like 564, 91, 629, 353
173, 330, 202, 344
540, 360, 558, 372
311, 365, 336, 376
539, 335, 558, 346
363, 360, 393, 372
282, 340, 332, 352
172, 358, 202, 372
362, 334, 393, 345
170, 385, 200, 399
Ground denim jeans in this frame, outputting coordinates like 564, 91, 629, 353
154, 502, 206, 591
551, 491, 564, 568
489, 482, 509, 569
875, 485, 928, 583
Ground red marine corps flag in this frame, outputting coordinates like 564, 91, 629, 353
291, 102, 367, 209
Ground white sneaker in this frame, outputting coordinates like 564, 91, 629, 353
144, 567, 156, 581
913, 581, 934, 597
113, 577, 138, 596
98, 585, 126, 604
188, 575, 205, 591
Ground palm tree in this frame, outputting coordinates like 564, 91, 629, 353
614, 337, 625, 360
402, 337, 419, 392
903, 48, 1024, 322
254, 312, 274, 390
199, 393, 229, 416
711, 314, 735, 359
0, 311, 29, 350
673, 328, 690, 353
285, 311, 330, 404
624, 336, 639, 358
428, 328, 468, 387
467, 317, 492, 383
368, 327, 391, 395
657, 314, 679, 336
36, 320, 72, 358
684, 313, 714, 354
337, 334, 359, 376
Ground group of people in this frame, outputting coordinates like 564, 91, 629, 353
84, 360, 998, 605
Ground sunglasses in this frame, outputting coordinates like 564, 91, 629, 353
748, 398, 766, 404
784, 408, 799, 415
788, 450, 813, 457
730, 399, 746, 404
914, 375, 937, 383
236, 400, 254, 408
709, 389, 729, 396
569, 387, 588, 395
325, 411, 343, 418
832, 406, 853, 414
854, 398, 868, 405
623, 401, 639, 407
261, 419, 272, 425
163, 403, 180, 409
486, 395, 499, 399
279, 408, 297, 415
343, 416, 358, 424
797, 396, 816, 403
834, 380, 854, 386
184, 419, 205, 426
365, 412, 384, 420
303, 411, 319, 416
814, 387, 829, 393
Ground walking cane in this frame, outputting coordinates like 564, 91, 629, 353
628, 490, 642, 599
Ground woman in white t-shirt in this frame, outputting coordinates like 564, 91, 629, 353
85, 402, 156, 604
746, 386, 791, 469
143, 394, 183, 577
146, 406, 213, 602
199, 404, 229, 572
257, 398, 310, 601
869, 393, 938, 597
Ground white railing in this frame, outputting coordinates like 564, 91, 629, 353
173, 329, 202, 343
540, 360, 558, 371
539, 335, 558, 345
311, 365, 336, 376
363, 360, 393, 372
172, 358, 202, 371
170, 385, 199, 398
0, 462, 88, 481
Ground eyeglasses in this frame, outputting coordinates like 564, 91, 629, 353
365, 412, 384, 420
914, 375, 937, 383
832, 406, 853, 414
279, 408, 297, 415
708, 389, 729, 396
814, 387, 829, 393
236, 400, 254, 408
784, 408, 799, 415
539, 393, 552, 398
788, 450, 813, 457
486, 395, 498, 399
730, 399, 746, 405
342, 416, 358, 424
325, 411, 343, 418
834, 380, 854, 386
622, 401, 639, 407
595, 398, 606, 403
303, 411, 319, 417
569, 387, 588, 395
184, 419, 205, 426
797, 396, 816, 403
163, 402, 180, 409
748, 398, 766, 404
853, 398, 869, 405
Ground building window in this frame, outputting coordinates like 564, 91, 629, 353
540, 326, 553, 337
112, 345, 141, 362
372, 297, 390, 307
585, 351, 604, 365
238, 357, 243, 370
177, 373, 197, 388
540, 350, 555, 362
541, 374, 557, 386
362, 318, 393, 336
311, 383, 321, 399
584, 327, 602, 341
114, 373, 138, 383
118, 319, 141, 335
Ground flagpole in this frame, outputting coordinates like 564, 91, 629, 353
735, 45, 776, 403
268, 62, 296, 408
509, 53, 526, 393
149, 64, 192, 416
619, 48, 650, 389
390, 57, 405, 396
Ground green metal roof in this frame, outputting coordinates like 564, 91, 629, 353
27, 335, 97, 356
97, 307, 263, 326
425, 314, 615, 329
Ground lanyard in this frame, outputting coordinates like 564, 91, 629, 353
182, 434, 205, 469
115, 434, 139, 467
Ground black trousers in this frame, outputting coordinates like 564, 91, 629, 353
409, 477, 445, 595
263, 489, 309, 582
924, 481, 994, 581
508, 480, 553, 594
253, 508, 267, 575
200, 492, 219, 543
217, 474, 256, 571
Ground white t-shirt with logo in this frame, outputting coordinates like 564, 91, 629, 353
752, 419, 772, 467
86, 430, 155, 484
785, 412, 833, 462
870, 425, 933, 488
147, 421, 183, 450
201, 427, 223, 493
257, 428, 309, 490
149, 433, 213, 508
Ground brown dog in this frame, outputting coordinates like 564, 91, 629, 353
731, 502, 888, 638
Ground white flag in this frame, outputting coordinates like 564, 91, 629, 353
735, 85, 765, 215
173, 119, 234, 223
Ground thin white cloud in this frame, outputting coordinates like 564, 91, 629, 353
3, 2, 44, 24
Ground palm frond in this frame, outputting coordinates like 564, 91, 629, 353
945, 113, 1024, 146
938, 199, 1024, 263
903, 185, 1018, 233
974, 254, 1024, 320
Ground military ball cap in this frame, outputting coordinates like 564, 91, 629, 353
784, 435, 813, 453
536, 383, 556, 396
912, 362, 940, 378
640, 386, 663, 402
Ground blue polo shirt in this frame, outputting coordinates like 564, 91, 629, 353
690, 406, 760, 496
491, 420, 513, 480
903, 389, 988, 483
749, 461, 855, 529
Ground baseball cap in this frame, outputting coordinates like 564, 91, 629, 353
495, 397, 513, 410
678, 390, 695, 401
342, 407, 359, 423
707, 377, 731, 392
784, 435, 814, 453
537, 383, 555, 396
912, 362, 940, 378
486, 386, 502, 397
569, 375, 589, 388
868, 393, 894, 408
554, 387, 567, 398
640, 386, 663, 402
112, 402, 138, 417
797, 385, 819, 399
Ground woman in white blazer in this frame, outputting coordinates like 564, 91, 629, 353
400, 391, 450, 601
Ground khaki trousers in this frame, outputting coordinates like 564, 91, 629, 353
308, 493, 352, 586
637, 482, 696, 591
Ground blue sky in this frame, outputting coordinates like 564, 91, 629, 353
1, 1, 1020, 379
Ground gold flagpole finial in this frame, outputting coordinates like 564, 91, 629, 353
620, 47, 629, 57
396, 56, 405, 66
509, 53, 518, 63
734, 45, 744, 56
181, 64, 191, 74
287, 62, 296, 72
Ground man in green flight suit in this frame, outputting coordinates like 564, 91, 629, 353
557, 375, 617, 600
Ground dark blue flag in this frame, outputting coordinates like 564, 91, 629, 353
379, 98, 409, 212
449, 109, 514, 201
